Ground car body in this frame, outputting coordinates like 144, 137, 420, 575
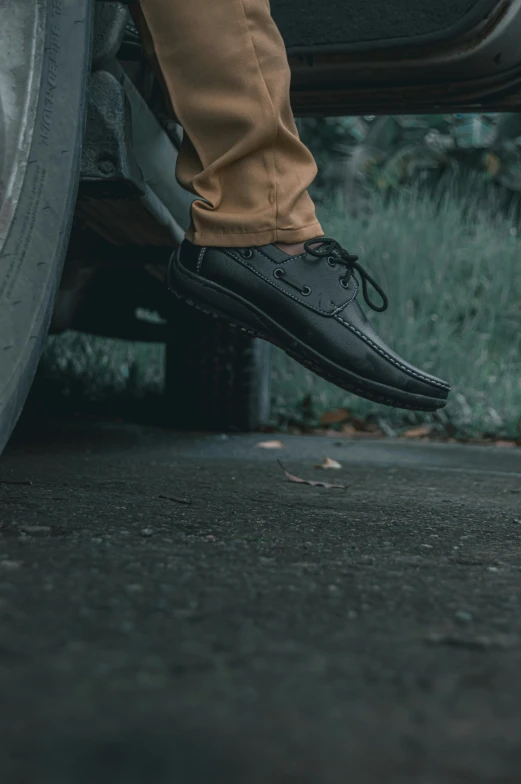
280, 0, 521, 116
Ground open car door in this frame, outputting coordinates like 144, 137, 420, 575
271, 0, 521, 115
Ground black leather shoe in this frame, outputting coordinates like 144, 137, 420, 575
168, 236, 450, 411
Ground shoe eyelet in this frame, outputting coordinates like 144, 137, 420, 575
327, 256, 336, 268
273, 268, 285, 279
340, 278, 350, 289
301, 286, 312, 296
240, 248, 253, 259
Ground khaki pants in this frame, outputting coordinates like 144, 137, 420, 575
139, 0, 324, 246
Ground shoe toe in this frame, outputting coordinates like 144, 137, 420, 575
336, 301, 450, 404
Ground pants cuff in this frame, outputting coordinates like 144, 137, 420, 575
186, 221, 325, 247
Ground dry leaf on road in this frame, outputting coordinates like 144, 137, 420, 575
315, 457, 342, 470
278, 461, 349, 490
320, 408, 351, 426
256, 440, 284, 449
402, 425, 432, 439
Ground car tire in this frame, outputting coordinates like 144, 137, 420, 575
165, 302, 271, 432
0, 1, 92, 453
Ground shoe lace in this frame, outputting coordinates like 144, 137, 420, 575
303, 237, 388, 313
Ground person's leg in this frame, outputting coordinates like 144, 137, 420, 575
140, 0, 450, 411
140, 0, 323, 250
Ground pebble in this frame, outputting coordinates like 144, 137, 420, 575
140, 528, 154, 537
455, 610, 473, 623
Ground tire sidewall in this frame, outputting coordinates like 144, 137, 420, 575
0, 0, 92, 452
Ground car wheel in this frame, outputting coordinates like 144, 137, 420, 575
0, 0, 92, 453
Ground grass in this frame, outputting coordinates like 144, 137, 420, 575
272, 186, 521, 439
31, 186, 521, 439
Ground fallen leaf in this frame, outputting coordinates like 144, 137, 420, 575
159, 494, 192, 506
315, 457, 342, 470
278, 461, 349, 490
320, 408, 351, 426
495, 440, 516, 448
402, 426, 432, 439
256, 440, 284, 449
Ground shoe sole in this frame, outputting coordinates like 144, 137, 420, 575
168, 250, 448, 413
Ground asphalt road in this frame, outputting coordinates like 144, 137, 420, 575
2, 415, 521, 783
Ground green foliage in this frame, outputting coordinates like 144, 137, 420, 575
298, 113, 521, 219
272, 186, 521, 438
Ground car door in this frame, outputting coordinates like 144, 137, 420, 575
270, 0, 521, 115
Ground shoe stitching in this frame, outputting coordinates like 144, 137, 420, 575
225, 249, 354, 314
179, 253, 357, 315
254, 248, 306, 264
335, 314, 450, 391
171, 283, 443, 411
223, 247, 308, 264
173, 255, 449, 396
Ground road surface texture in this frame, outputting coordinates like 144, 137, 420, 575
2, 415, 521, 783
